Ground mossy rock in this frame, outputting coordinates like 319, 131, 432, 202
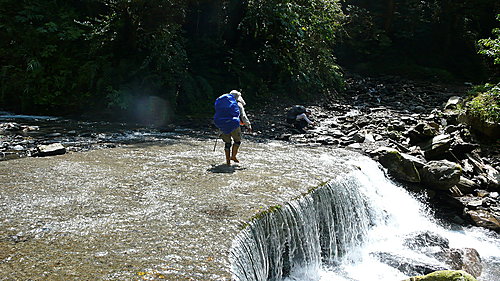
370, 147, 421, 183
404, 270, 477, 281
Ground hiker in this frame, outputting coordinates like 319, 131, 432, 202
286, 105, 314, 131
213, 90, 252, 165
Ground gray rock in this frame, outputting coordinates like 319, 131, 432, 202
407, 122, 439, 145
370, 147, 421, 183
444, 96, 462, 110
36, 143, 66, 157
364, 133, 375, 143
444, 125, 459, 134
404, 232, 482, 277
421, 134, 453, 160
351, 131, 365, 143
372, 252, 448, 276
455, 177, 480, 194
459, 113, 500, 140
483, 164, 500, 190
420, 160, 462, 190
466, 209, 500, 232
12, 145, 24, 151
347, 143, 362, 150
438, 248, 482, 278
404, 231, 450, 250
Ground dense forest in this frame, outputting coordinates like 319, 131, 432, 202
0, 0, 499, 122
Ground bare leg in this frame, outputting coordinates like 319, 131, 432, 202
230, 144, 240, 163
225, 149, 231, 165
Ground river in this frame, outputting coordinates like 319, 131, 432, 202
1, 117, 499, 281
1, 131, 359, 280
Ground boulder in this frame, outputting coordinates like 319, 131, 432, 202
420, 160, 462, 190
403, 270, 477, 281
364, 133, 375, 143
459, 113, 500, 140
434, 248, 482, 278
450, 137, 478, 159
404, 231, 450, 251
371, 252, 447, 276
443, 111, 460, 126
370, 147, 421, 183
407, 123, 439, 144
36, 143, 66, 157
455, 177, 480, 194
421, 134, 453, 160
465, 209, 500, 232
483, 164, 500, 190
444, 96, 462, 110
349, 131, 365, 143
402, 231, 481, 277
464, 154, 500, 190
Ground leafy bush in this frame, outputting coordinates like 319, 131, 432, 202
465, 83, 500, 124
478, 14, 500, 65
238, 0, 345, 99
465, 14, 500, 124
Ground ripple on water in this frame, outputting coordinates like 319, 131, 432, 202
0, 137, 362, 280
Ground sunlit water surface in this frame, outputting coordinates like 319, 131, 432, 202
1, 129, 498, 281
1, 136, 360, 280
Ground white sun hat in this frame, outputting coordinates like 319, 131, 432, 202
229, 90, 246, 106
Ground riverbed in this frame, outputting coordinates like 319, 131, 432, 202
0, 136, 360, 280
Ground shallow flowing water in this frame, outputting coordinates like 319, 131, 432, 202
1, 133, 363, 280
2, 114, 499, 281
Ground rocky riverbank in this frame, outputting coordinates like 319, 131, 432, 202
249, 75, 500, 233
1, 75, 499, 233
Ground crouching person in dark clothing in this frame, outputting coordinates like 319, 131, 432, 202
286, 105, 314, 132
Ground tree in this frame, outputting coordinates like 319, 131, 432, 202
237, 0, 345, 99
338, 0, 500, 81
0, 0, 347, 117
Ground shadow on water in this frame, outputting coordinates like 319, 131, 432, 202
208, 164, 247, 173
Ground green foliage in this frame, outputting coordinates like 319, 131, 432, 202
0, 0, 192, 116
239, 0, 345, 98
478, 14, 500, 65
465, 83, 500, 124
0, 0, 91, 113
339, 0, 498, 81
465, 14, 500, 125
3, 0, 497, 119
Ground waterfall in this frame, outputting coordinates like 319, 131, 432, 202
230, 156, 500, 281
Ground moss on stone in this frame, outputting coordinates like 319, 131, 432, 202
404, 270, 477, 281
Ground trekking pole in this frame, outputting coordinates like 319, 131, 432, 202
213, 137, 218, 152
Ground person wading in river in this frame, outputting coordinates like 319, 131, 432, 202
213, 90, 252, 165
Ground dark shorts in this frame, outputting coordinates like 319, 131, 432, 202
220, 127, 241, 144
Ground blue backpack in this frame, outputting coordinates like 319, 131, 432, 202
214, 94, 240, 134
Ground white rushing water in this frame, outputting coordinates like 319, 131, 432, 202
231, 154, 500, 281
